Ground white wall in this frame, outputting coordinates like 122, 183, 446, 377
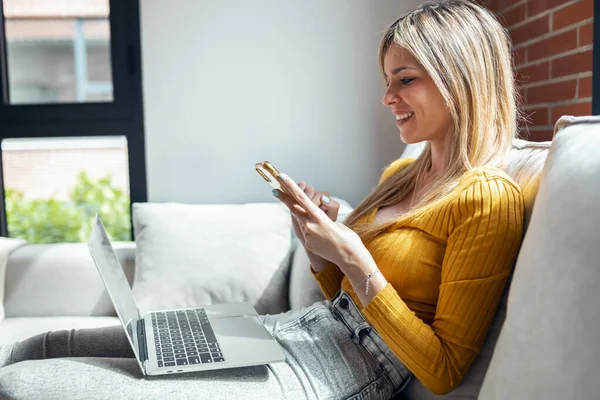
140, 0, 422, 206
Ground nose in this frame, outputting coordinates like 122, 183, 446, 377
382, 84, 400, 107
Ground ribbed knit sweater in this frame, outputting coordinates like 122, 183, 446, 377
313, 158, 525, 394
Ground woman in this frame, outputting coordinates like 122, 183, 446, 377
0, 1, 524, 398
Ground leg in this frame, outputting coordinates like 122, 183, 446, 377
4, 325, 133, 367
1, 295, 410, 400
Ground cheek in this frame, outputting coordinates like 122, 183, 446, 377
424, 90, 451, 125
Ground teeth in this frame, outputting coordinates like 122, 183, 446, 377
395, 113, 414, 121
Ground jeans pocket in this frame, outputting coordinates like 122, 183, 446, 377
275, 311, 391, 400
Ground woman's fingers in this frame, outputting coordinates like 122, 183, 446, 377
272, 189, 306, 218
278, 174, 322, 218
319, 193, 340, 221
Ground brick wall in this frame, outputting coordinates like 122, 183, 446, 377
486, 0, 594, 141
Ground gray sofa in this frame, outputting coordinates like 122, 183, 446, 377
0, 116, 598, 399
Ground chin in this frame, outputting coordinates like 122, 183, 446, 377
399, 130, 425, 145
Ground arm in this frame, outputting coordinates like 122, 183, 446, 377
311, 157, 415, 299
360, 176, 524, 394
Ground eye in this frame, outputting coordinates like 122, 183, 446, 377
400, 78, 415, 86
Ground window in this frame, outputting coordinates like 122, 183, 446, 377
4, 2, 113, 104
0, 0, 146, 242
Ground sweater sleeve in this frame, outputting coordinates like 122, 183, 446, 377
311, 157, 416, 299
361, 175, 524, 394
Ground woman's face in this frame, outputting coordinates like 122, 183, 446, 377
382, 45, 453, 145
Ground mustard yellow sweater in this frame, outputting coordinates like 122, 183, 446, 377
313, 158, 524, 394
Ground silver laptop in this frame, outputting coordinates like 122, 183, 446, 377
87, 215, 286, 376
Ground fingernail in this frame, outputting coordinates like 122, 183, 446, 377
272, 189, 279, 197
279, 173, 288, 181
322, 195, 330, 204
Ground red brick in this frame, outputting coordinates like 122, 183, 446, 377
510, 16, 550, 45
524, 129, 555, 142
551, 101, 592, 124
529, 0, 573, 15
514, 46, 527, 65
552, 0, 593, 31
525, 107, 550, 125
501, 3, 528, 27
518, 62, 550, 84
551, 50, 593, 77
579, 21, 593, 46
486, 0, 515, 12
579, 76, 593, 97
518, 86, 527, 104
527, 79, 577, 104
528, 29, 578, 62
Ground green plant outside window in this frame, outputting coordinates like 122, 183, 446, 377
6, 171, 130, 243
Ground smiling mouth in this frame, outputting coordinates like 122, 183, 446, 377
395, 112, 414, 125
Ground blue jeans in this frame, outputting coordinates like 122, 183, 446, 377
1, 291, 412, 400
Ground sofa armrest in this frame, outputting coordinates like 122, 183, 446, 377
4, 242, 135, 317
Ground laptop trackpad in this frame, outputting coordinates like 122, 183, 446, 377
211, 316, 285, 365
211, 316, 271, 341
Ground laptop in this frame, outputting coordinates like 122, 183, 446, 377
87, 215, 286, 376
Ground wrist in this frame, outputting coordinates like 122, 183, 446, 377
308, 255, 329, 273
338, 245, 377, 282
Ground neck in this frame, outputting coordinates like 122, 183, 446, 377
428, 139, 446, 176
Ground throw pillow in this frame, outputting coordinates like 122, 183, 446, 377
0, 238, 26, 322
132, 202, 292, 316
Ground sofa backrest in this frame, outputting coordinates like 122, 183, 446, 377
505, 138, 551, 230
480, 116, 600, 399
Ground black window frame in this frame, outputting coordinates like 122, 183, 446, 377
593, 0, 599, 114
0, 0, 146, 239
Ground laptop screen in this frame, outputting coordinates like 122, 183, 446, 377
88, 216, 143, 363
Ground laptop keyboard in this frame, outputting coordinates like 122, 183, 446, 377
151, 308, 225, 368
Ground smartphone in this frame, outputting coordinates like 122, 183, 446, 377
255, 161, 298, 202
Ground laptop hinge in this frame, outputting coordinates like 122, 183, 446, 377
137, 317, 148, 363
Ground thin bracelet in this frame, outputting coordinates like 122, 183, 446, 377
353, 270, 381, 295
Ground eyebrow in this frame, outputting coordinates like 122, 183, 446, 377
386, 66, 419, 77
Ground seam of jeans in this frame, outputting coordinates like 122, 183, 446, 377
356, 334, 388, 377
42, 331, 49, 359
345, 372, 389, 400
366, 327, 412, 384
7, 345, 14, 365
272, 306, 329, 336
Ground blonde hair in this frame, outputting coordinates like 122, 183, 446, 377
345, 0, 520, 241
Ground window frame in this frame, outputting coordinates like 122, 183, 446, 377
0, 0, 146, 239
593, 0, 599, 115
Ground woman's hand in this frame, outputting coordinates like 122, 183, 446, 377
273, 172, 386, 306
274, 180, 339, 271
273, 173, 370, 273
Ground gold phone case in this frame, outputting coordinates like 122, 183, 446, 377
255, 161, 294, 198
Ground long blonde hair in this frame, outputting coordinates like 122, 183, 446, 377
345, 0, 521, 242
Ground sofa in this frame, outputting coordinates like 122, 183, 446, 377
0, 116, 598, 399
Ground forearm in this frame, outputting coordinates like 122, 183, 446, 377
334, 245, 388, 307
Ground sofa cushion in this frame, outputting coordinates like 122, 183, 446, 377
5, 242, 135, 318
132, 203, 292, 316
0, 317, 120, 344
0, 238, 25, 322
479, 116, 600, 399
505, 138, 551, 230
0, 356, 294, 400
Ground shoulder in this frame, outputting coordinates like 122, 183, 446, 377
451, 166, 524, 223
379, 157, 416, 185
457, 166, 522, 196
